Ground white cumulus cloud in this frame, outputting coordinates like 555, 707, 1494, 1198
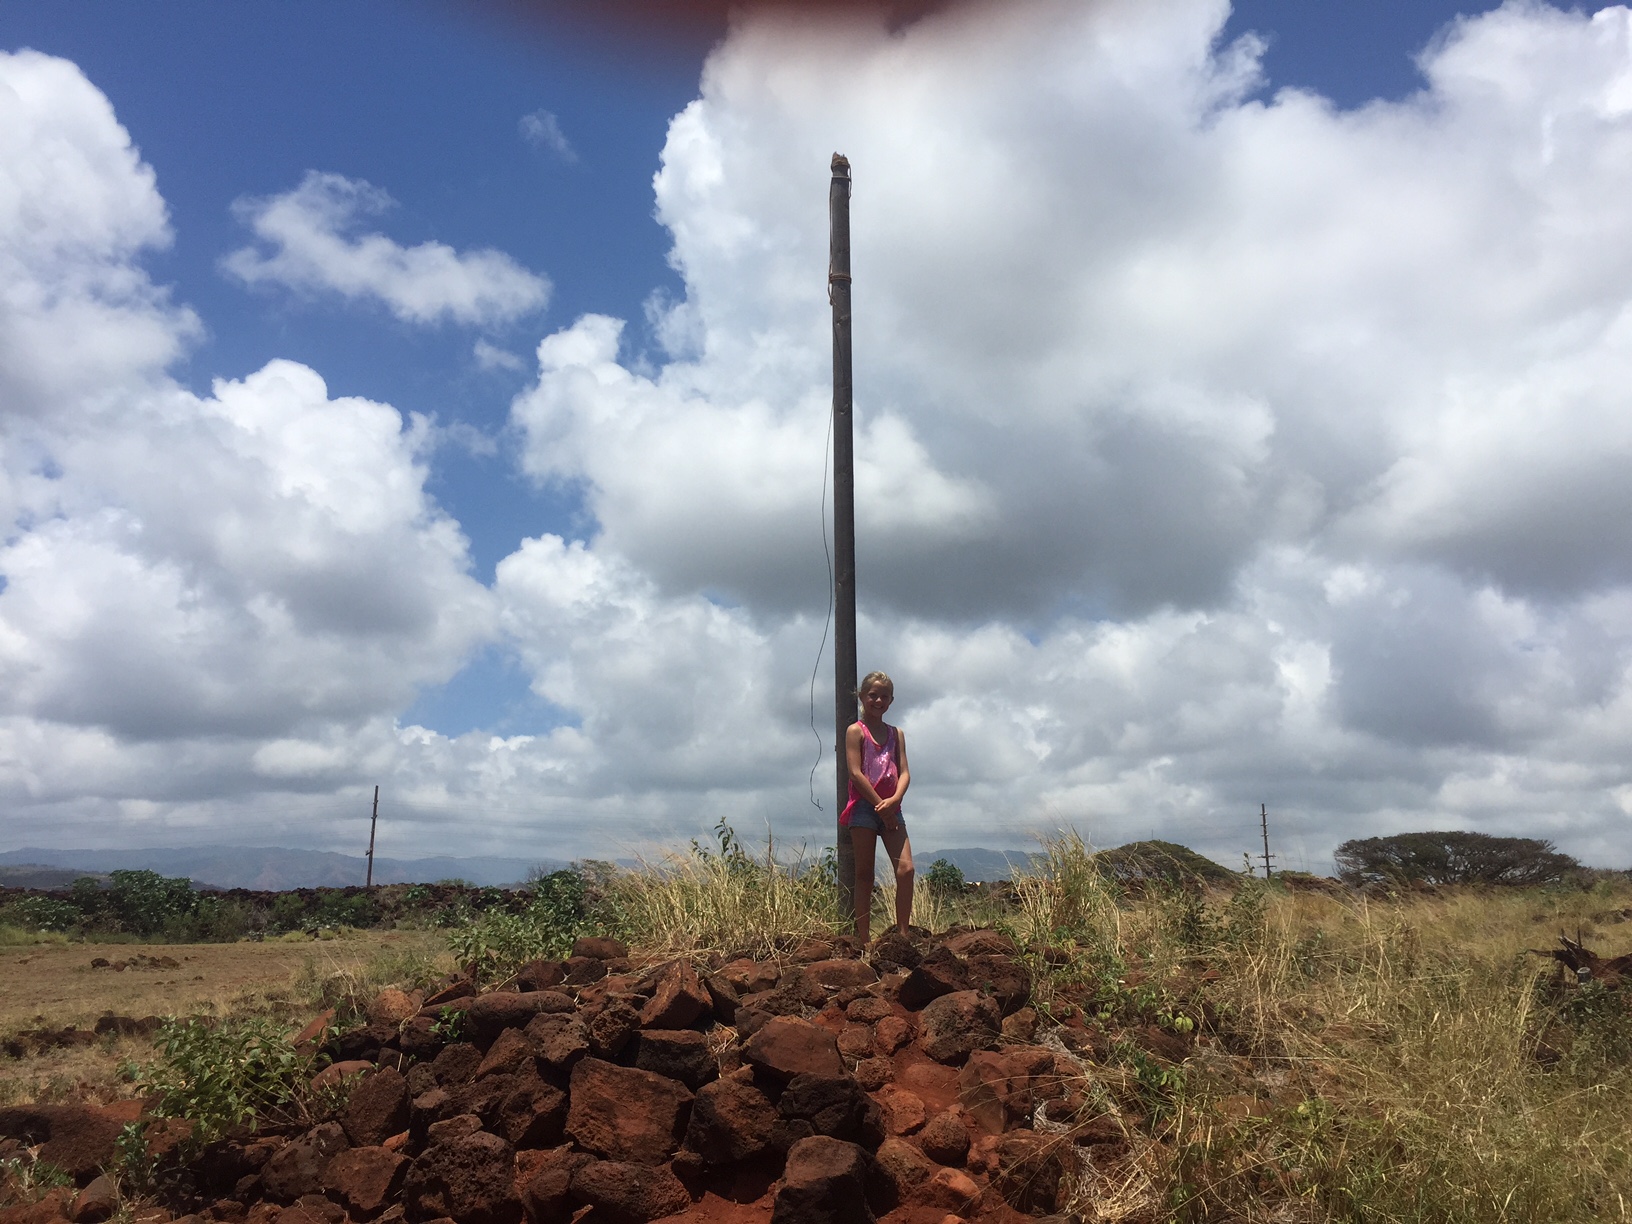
222, 171, 550, 326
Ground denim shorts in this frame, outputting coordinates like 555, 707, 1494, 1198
847, 806, 906, 834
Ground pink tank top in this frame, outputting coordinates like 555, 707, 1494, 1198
840, 721, 900, 826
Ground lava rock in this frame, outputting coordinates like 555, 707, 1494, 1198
565, 1059, 693, 1165
569, 1160, 691, 1223
917, 991, 1001, 1065
770, 1136, 874, 1224
741, 1017, 845, 1081
262, 1123, 350, 1204
323, 1147, 408, 1218
344, 1065, 410, 1148
633, 1030, 716, 1090
680, 1078, 776, 1165
402, 1130, 520, 1224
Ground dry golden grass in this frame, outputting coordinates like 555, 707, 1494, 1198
1077, 882, 1632, 1223
0, 929, 451, 1107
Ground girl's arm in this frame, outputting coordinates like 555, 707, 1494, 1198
876, 728, 911, 815
845, 724, 887, 810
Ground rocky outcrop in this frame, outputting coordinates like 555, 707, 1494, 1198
1, 925, 1159, 1224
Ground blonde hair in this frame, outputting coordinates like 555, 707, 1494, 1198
858, 671, 893, 696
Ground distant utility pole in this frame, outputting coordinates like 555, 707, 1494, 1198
366, 785, 380, 888
830, 153, 858, 927
1259, 803, 1276, 880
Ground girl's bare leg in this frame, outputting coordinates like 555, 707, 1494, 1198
850, 826, 878, 943
880, 827, 915, 934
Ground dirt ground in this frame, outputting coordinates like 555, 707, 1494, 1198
0, 929, 450, 1107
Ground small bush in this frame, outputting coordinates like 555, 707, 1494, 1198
925, 858, 967, 900
126, 1017, 322, 1145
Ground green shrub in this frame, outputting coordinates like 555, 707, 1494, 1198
126, 1016, 322, 1144
108, 869, 198, 935
0, 895, 81, 932
925, 858, 967, 900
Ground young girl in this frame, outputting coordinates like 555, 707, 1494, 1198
841, 671, 915, 943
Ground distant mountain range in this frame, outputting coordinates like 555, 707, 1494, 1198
0, 842, 1053, 892
0, 846, 563, 891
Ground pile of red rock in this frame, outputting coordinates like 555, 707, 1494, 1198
3, 928, 1143, 1224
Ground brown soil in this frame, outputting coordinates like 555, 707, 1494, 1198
0, 931, 444, 1034
0, 930, 448, 1107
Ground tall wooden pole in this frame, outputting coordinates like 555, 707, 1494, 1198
1259, 803, 1275, 880
366, 785, 380, 888
830, 153, 858, 928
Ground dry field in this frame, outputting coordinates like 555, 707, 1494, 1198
0, 929, 450, 1108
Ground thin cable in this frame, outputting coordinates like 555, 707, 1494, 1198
807, 400, 836, 809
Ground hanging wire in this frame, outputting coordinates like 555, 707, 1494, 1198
807, 400, 836, 809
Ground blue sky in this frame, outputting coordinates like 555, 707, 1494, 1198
4, 0, 1632, 869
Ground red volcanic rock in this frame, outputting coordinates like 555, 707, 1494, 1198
474, 1029, 536, 1081
964, 954, 1031, 1016
563, 956, 607, 986
836, 1025, 874, 1060
0, 1105, 125, 1184
873, 1015, 913, 1056
495, 1066, 567, 1149
571, 936, 629, 960
867, 930, 921, 970
587, 999, 641, 1059
632, 1030, 715, 1090
432, 1042, 482, 1087
569, 1160, 691, 1223
852, 1057, 892, 1091
1001, 1006, 1039, 1042
512, 960, 565, 992
343, 1065, 410, 1148
958, 1051, 1034, 1134
0, 1188, 71, 1224
261, 1123, 350, 1203
396, 1015, 443, 1060
367, 989, 418, 1026
942, 930, 1017, 958
870, 1136, 933, 1207
323, 1146, 408, 1218
464, 992, 573, 1045
718, 959, 779, 995
770, 1136, 874, 1224
402, 1131, 520, 1224
638, 960, 710, 1031
312, 1061, 374, 1092
802, 960, 878, 992
897, 946, 972, 1011
919, 1110, 971, 1167
918, 1166, 981, 1213
566, 1059, 693, 1166
742, 1017, 845, 1081
520, 1147, 595, 1221
790, 938, 834, 963
917, 992, 1000, 1065
522, 1013, 590, 1078
992, 1132, 1066, 1215
844, 996, 893, 1024
681, 1078, 777, 1165
777, 1074, 875, 1144
873, 1086, 926, 1135
66, 1174, 116, 1224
